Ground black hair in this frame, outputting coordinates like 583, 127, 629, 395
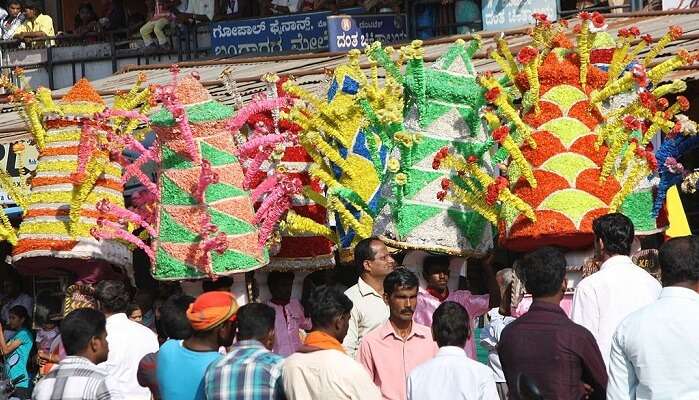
267, 271, 294, 287
307, 285, 353, 328
236, 303, 276, 341
518, 246, 567, 297
159, 294, 195, 340
61, 308, 106, 356
6, 0, 22, 7
95, 280, 131, 314
383, 267, 419, 296
202, 277, 234, 292
659, 236, 699, 287
23, 0, 42, 13
8, 305, 30, 328
592, 213, 635, 256
432, 301, 470, 347
354, 237, 381, 274
126, 303, 141, 316
423, 255, 450, 276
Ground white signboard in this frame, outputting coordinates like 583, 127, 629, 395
662, 0, 698, 9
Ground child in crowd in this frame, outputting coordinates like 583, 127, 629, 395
127, 303, 144, 324
36, 313, 63, 377
0, 305, 34, 399
265, 271, 311, 357
140, 0, 179, 49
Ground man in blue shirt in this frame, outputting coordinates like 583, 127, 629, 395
205, 303, 284, 400
157, 291, 238, 400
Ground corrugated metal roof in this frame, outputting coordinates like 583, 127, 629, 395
2, 10, 699, 140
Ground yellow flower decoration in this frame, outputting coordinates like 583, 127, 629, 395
387, 157, 401, 173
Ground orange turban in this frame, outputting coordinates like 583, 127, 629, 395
186, 291, 239, 331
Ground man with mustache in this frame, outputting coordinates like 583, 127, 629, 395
357, 268, 438, 400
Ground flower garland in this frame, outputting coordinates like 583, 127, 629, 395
480, 76, 536, 149
283, 210, 338, 242
69, 152, 107, 235
647, 50, 695, 85
643, 26, 683, 67
493, 126, 537, 187
517, 46, 541, 113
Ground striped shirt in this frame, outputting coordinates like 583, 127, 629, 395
32, 356, 123, 400
204, 340, 285, 400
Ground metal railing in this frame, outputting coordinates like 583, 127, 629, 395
0, 23, 211, 89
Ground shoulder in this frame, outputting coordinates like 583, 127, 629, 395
344, 284, 360, 297
38, 14, 53, 23
413, 322, 432, 336
16, 329, 33, 343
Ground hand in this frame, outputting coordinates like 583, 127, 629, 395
582, 383, 593, 399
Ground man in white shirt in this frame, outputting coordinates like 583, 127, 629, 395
607, 235, 699, 400
571, 213, 661, 366
342, 237, 396, 357
408, 301, 498, 400
480, 268, 516, 400
95, 280, 160, 400
283, 286, 380, 400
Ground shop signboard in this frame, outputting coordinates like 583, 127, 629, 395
0, 139, 38, 205
327, 14, 408, 52
481, 0, 557, 31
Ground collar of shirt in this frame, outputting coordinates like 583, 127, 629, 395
527, 300, 567, 316
660, 286, 699, 301
107, 312, 129, 323
357, 277, 383, 299
426, 287, 449, 302
599, 254, 634, 271
379, 320, 430, 341
234, 339, 267, 350
61, 355, 100, 368
436, 345, 466, 357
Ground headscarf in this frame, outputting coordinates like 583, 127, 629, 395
186, 291, 239, 331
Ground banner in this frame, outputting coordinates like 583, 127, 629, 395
481, 0, 556, 31
0, 139, 38, 205
211, 8, 364, 56
661, 0, 699, 9
327, 14, 408, 52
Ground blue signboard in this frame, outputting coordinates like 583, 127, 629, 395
210, 8, 364, 56
327, 14, 408, 52
481, 0, 556, 31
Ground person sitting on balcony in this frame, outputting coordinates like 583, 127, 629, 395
140, 0, 179, 49
14, 1, 54, 47
99, 0, 127, 32
0, 0, 25, 41
74, 3, 100, 35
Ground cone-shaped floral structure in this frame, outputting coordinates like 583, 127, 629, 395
0, 76, 152, 278
148, 74, 268, 279
370, 39, 494, 256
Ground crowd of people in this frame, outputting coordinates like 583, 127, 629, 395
0, 212, 698, 399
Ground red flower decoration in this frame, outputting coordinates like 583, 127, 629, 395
467, 155, 478, 164
485, 184, 499, 205
678, 49, 694, 64
440, 179, 451, 190
617, 28, 629, 38
591, 12, 605, 28
669, 26, 683, 40
485, 87, 501, 103
646, 153, 658, 170
532, 12, 548, 22
517, 46, 539, 64
677, 96, 690, 111
492, 126, 510, 144
432, 159, 441, 170
573, 24, 582, 34
641, 34, 653, 44
579, 11, 591, 20
436, 191, 447, 202
639, 91, 656, 110
559, 18, 569, 28
629, 26, 640, 37
670, 121, 682, 137
623, 115, 641, 131
656, 98, 669, 110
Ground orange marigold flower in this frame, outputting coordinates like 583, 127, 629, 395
656, 98, 669, 110
485, 87, 501, 103
517, 46, 539, 64
440, 179, 451, 190
591, 12, 605, 28
492, 125, 510, 143
677, 96, 690, 111
669, 26, 683, 40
